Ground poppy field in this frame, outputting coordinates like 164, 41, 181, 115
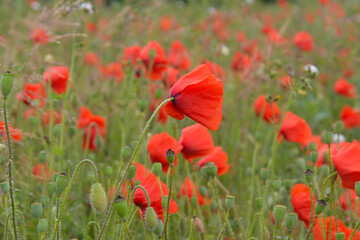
1, 0, 360, 239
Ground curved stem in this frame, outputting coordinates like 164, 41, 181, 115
320, 171, 338, 199
349, 221, 360, 240
164, 164, 174, 239
85, 221, 99, 240
97, 97, 173, 240
52, 159, 98, 240
4, 210, 25, 240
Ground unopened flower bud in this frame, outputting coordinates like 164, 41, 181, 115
225, 195, 235, 211
273, 205, 287, 225
37, 219, 48, 232
191, 196, 198, 206
138, 99, 148, 112
55, 173, 68, 196
193, 216, 204, 233
199, 186, 207, 196
47, 181, 55, 196
284, 179, 292, 191
31, 201, 43, 219
166, 149, 175, 165
127, 164, 136, 181
1, 71, 15, 98
308, 142, 317, 151
87, 173, 95, 183
114, 195, 127, 218
39, 151, 47, 163
273, 179, 281, 192
154, 88, 162, 100
304, 169, 314, 185
285, 211, 298, 232
104, 166, 113, 178
260, 168, 269, 181
315, 199, 326, 215
296, 158, 306, 170
335, 232, 345, 240
310, 151, 318, 163
90, 183, 107, 213
153, 219, 164, 236
152, 163, 162, 175
323, 132, 333, 145
255, 197, 263, 210
144, 207, 158, 231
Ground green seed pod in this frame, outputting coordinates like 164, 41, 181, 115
153, 219, 164, 236
193, 216, 204, 233
211, 201, 218, 211
296, 158, 306, 170
104, 166, 113, 178
284, 179, 292, 191
68, 125, 77, 137
320, 165, 330, 176
225, 195, 235, 211
121, 146, 132, 159
205, 163, 217, 178
285, 211, 298, 232
114, 195, 127, 218
272, 179, 281, 192
273, 205, 287, 225
355, 182, 360, 197
0, 144, 6, 153
309, 151, 318, 163
90, 183, 107, 213
199, 186, 207, 196
166, 149, 175, 165
260, 168, 270, 181
308, 142, 317, 152
31, 201, 43, 219
334, 121, 344, 133
144, 207, 158, 231
47, 181, 55, 196
55, 173, 68, 196
53, 125, 62, 138
37, 219, 48, 232
200, 166, 209, 179
255, 197, 264, 210
152, 163, 162, 175
40, 195, 47, 207
191, 196, 198, 206
324, 194, 330, 203
127, 164, 136, 181
323, 132, 333, 145
138, 98, 149, 112
315, 199, 326, 215
154, 88, 162, 100
304, 169, 314, 185
335, 232, 345, 240
1, 71, 15, 98
0, 180, 9, 194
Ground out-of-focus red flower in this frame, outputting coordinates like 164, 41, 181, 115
197, 147, 229, 175
164, 64, 223, 131
315, 143, 341, 167
178, 177, 210, 206
293, 31, 313, 52
267, 29, 285, 45
140, 41, 168, 80
163, 67, 179, 88
313, 217, 360, 240
30, 28, 50, 45
231, 52, 252, 73
253, 95, 281, 124
150, 99, 168, 124
279, 112, 312, 146
318, 0, 329, 5
159, 15, 179, 31
43, 66, 70, 95
32, 163, 51, 181
334, 78, 357, 99
0, 122, 23, 142
168, 40, 191, 71
340, 189, 360, 217
291, 184, 315, 228
83, 52, 100, 66
343, 68, 353, 78
101, 62, 125, 83
86, 22, 97, 32
332, 140, 360, 189
279, 75, 293, 89
304, 135, 323, 150
203, 61, 225, 80
340, 106, 360, 129
42, 111, 62, 126
147, 132, 183, 172
17, 82, 46, 108
305, 13, 315, 24
123, 45, 142, 66
236, 31, 247, 43
243, 40, 262, 62
179, 124, 215, 163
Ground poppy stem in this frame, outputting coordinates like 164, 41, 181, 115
164, 164, 174, 239
320, 171, 338, 198
349, 221, 360, 240
306, 215, 318, 240
3, 97, 18, 240
96, 97, 174, 240
85, 221, 99, 239
218, 211, 230, 240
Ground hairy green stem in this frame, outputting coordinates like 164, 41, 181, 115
164, 164, 174, 239
218, 211, 230, 240
85, 221, 99, 240
349, 221, 360, 240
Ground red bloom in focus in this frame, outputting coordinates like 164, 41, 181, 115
334, 78, 357, 99
178, 177, 210, 206
17, 82, 47, 108
231, 52, 252, 73
101, 62, 125, 83
313, 217, 360, 240
168, 40, 191, 71
140, 41, 168, 80
32, 163, 51, 181
279, 112, 312, 145
30, 28, 50, 45
203, 61, 225, 80
279, 75, 293, 89
0, 122, 23, 142
179, 124, 215, 163
293, 31, 313, 52
197, 147, 229, 175
123, 45, 141, 66
83, 52, 100, 66
331, 140, 360, 189
291, 184, 315, 228
147, 132, 183, 172
43, 66, 70, 94
77, 107, 106, 151
164, 64, 223, 131
340, 106, 360, 129
42, 111, 62, 126
253, 95, 281, 124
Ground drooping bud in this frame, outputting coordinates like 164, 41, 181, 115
55, 173, 68, 196
90, 183, 107, 213
285, 211, 298, 232
314, 199, 326, 215
193, 216, 204, 233
37, 219, 48, 232
296, 158, 306, 170
114, 195, 127, 218
1, 71, 15, 98
199, 186, 207, 196
335, 232, 345, 240
166, 149, 175, 165
260, 168, 269, 181
87, 173, 95, 183
0, 180, 9, 194
31, 201, 43, 219
126, 164, 136, 181
273, 205, 287, 225
304, 169, 314, 185
152, 163, 162, 175
323, 132, 333, 145
225, 195, 235, 211
144, 207, 158, 231
153, 219, 164, 236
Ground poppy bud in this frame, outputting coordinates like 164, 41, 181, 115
308, 142, 317, 151
199, 186, 207, 196
162, 196, 168, 210
304, 169, 314, 185
69, 125, 77, 137
126, 164, 136, 181
309, 151, 318, 163
0, 180, 9, 194
39, 151, 47, 163
121, 146, 132, 159
191, 196, 198, 206
55, 173, 68, 196
47, 181, 55, 196
87, 173, 95, 183
323, 132, 333, 145
152, 163, 162, 175
104, 166, 113, 178
200, 165, 209, 178
37, 219, 48, 232
31, 201, 43, 219
90, 183, 107, 213
193, 216, 204, 233
54, 125, 62, 138
335, 232, 345, 240
211, 201, 218, 211
1, 71, 15, 98
314, 199, 326, 215
153, 219, 164, 236
285, 211, 298, 232
260, 168, 269, 181
334, 121, 344, 133
324, 194, 330, 203
166, 149, 175, 165
225, 195, 235, 211
138, 99, 148, 112
355, 181, 360, 197
284, 179, 292, 191
273, 205, 287, 225
296, 158, 306, 170
114, 195, 127, 218
255, 197, 263, 210
154, 88, 162, 100
206, 163, 218, 178
144, 207, 158, 231
272, 179, 281, 192
40, 195, 47, 206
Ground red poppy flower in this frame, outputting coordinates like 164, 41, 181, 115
43, 66, 70, 95
42, 111, 62, 126
101, 62, 125, 83
343, 67, 353, 78
243, 40, 262, 62
140, 41, 168, 80
314, 143, 341, 167
150, 99, 168, 124
231, 52, 252, 73
168, 40, 191, 71
334, 78, 357, 99
86, 22, 97, 32
236, 31, 247, 43
293, 31, 313, 52
178, 177, 210, 206
32, 163, 51, 182
123, 45, 141, 66
291, 184, 315, 228
318, 0, 329, 5
147, 132, 183, 172
197, 147, 229, 175
279, 112, 312, 145
313, 217, 360, 240
30, 28, 50, 45
253, 95, 281, 124
179, 124, 215, 163
0, 122, 23, 142
340, 106, 360, 129
83, 52, 100, 66
159, 15, 179, 31
163, 64, 223, 131
279, 75, 293, 89
163, 67, 179, 88
203, 61, 225, 80
331, 140, 360, 189
340, 189, 360, 218
17, 82, 47, 108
